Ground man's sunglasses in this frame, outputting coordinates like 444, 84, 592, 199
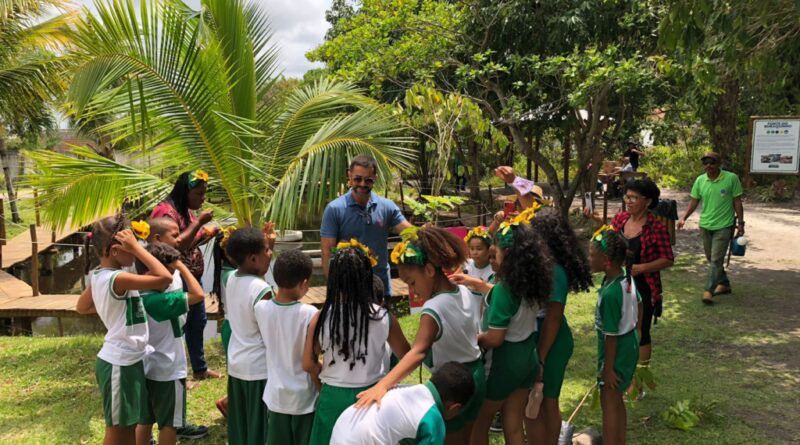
702, 159, 718, 166
352, 176, 376, 185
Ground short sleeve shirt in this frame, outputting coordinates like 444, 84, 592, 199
320, 190, 406, 294
538, 264, 569, 318
690, 170, 743, 230
92, 268, 148, 366
595, 275, 641, 336
421, 285, 481, 372
226, 272, 272, 380
481, 281, 538, 342
142, 272, 190, 381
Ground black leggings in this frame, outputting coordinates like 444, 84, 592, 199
640, 293, 654, 346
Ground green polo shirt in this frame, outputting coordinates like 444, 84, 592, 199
690, 170, 742, 230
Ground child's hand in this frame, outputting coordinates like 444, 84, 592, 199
198, 208, 214, 224
602, 366, 620, 390
202, 224, 219, 238
494, 166, 516, 184
355, 383, 389, 409
493, 210, 506, 225
114, 229, 139, 252
449, 273, 479, 288
263, 221, 277, 250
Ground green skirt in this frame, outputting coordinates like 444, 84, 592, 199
309, 383, 373, 445
533, 316, 574, 399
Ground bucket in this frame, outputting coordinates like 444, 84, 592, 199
731, 236, 747, 256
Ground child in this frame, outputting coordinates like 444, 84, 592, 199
304, 242, 410, 445
472, 210, 552, 445
84, 215, 174, 445
225, 227, 274, 445
588, 227, 642, 445
254, 249, 319, 445
355, 226, 483, 445
463, 226, 494, 286
211, 226, 237, 417
134, 243, 206, 445
330, 361, 476, 445
527, 212, 593, 445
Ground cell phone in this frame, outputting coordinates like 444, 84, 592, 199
504, 201, 515, 215
585, 192, 593, 212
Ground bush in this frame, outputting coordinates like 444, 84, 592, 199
639, 145, 709, 190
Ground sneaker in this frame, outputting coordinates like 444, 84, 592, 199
489, 413, 503, 433
702, 291, 714, 305
714, 284, 731, 295
176, 424, 209, 440
193, 369, 222, 380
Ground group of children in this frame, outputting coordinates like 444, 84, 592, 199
82, 200, 642, 445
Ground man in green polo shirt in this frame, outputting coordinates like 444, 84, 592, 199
678, 152, 745, 305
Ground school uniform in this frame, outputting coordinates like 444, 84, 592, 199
226, 271, 272, 445
532, 264, 574, 399
309, 304, 391, 445
596, 275, 641, 392
330, 382, 446, 445
421, 285, 484, 432
481, 281, 539, 401
254, 298, 318, 445
139, 271, 190, 429
91, 268, 149, 427
463, 259, 494, 300
219, 264, 236, 354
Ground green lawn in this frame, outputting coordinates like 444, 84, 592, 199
1, 255, 796, 444
1, 188, 37, 239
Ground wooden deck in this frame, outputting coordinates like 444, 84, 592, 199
1, 222, 85, 269
0, 278, 410, 320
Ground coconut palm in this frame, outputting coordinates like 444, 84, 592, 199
27, 0, 414, 230
1, 0, 73, 223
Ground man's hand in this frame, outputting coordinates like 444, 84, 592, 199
736, 223, 745, 237
677, 218, 686, 230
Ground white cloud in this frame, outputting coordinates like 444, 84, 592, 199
76, 0, 329, 78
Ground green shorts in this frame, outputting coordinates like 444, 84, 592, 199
228, 376, 268, 445
534, 316, 574, 399
445, 359, 486, 433
95, 357, 148, 427
141, 379, 186, 429
221, 319, 232, 355
309, 383, 373, 445
485, 334, 539, 401
268, 411, 314, 445
596, 330, 639, 392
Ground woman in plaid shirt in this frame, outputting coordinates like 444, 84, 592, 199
586, 179, 673, 399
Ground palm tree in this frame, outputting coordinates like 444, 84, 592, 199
27, 0, 414, 230
0, 0, 73, 223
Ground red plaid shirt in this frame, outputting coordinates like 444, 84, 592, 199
611, 212, 674, 304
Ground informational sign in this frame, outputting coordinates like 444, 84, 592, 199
750, 117, 800, 174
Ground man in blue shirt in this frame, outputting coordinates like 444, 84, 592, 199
320, 155, 412, 297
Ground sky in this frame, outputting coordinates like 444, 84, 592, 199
76, 0, 330, 78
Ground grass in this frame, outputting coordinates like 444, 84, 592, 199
1, 255, 797, 444
1, 188, 37, 239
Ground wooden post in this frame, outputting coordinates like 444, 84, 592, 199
33, 188, 40, 227
30, 224, 39, 296
57, 317, 64, 337
398, 180, 406, 212
0, 198, 5, 266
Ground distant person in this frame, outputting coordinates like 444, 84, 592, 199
330, 362, 475, 445
678, 152, 745, 305
455, 158, 467, 191
320, 155, 412, 299
624, 141, 645, 172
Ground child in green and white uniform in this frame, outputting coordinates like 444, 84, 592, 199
305, 244, 410, 445
589, 228, 642, 445
355, 226, 483, 445
330, 362, 476, 445
528, 212, 594, 444
135, 244, 206, 445
80, 216, 175, 445
473, 214, 553, 445
462, 226, 494, 301
255, 249, 318, 445
224, 228, 275, 445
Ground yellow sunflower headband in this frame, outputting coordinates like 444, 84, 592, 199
464, 225, 492, 245
390, 226, 426, 266
496, 203, 540, 248
131, 220, 150, 240
591, 224, 616, 254
332, 238, 379, 267
188, 169, 209, 188
218, 226, 237, 249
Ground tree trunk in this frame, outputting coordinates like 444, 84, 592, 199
467, 140, 481, 200
709, 76, 740, 165
0, 140, 22, 223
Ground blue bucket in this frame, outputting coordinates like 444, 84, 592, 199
731, 236, 746, 256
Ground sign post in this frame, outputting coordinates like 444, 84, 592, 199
748, 116, 800, 175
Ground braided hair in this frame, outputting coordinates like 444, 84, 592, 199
496, 223, 553, 308
602, 230, 634, 287
530, 212, 593, 292
84, 213, 129, 274
314, 247, 382, 370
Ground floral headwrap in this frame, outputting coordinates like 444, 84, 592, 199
332, 238, 379, 267
188, 169, 209, 189
219, 226, 237, 249
496, 203, 540, 248
464, 225, 492, 246
390, 226, 426, 266
591, 224, 616, 254
131, 220, 150, 240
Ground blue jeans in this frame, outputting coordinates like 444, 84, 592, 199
184, 278, 207, 373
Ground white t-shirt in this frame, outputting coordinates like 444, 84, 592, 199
220, 265, 235, 321
143, 271, 189, 381
421, 285, 481, 372
464, 259, 494, 300
254, 299, 318, 415
226, 271, 271, 381
330, 382, 446, 445
92, 268, 148, 366
319, 304, 390, 388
